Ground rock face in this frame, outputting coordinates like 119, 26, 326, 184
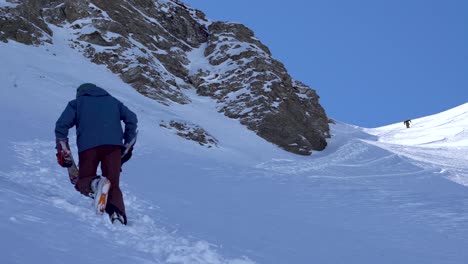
191, 22, 329, 154
160, 120, 218, 148
0, 0, 330, 155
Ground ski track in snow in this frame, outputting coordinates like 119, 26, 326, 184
250, 123, 468, 236
367, 142, 468, 186
2, 139, 254, 264
364, 104, 468, 186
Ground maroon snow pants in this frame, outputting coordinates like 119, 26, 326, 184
75, 145, 125, 216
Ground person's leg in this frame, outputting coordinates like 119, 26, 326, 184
100, 145, 126, 219
75, 147, 100, 196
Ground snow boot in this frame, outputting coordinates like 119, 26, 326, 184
90, 176, 111, 215
110, 212, 126, 225
106, 204, 127, 225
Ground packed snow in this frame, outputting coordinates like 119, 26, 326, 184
1, 23, 468, 264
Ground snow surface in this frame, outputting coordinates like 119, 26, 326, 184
0, 0, 18, 8
365, 104, 468, 186
1, 24, 468, 264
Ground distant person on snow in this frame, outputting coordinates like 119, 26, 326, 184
55, 83, 138, 225
403, 119, 412, 128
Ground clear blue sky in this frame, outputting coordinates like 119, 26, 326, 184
183, 0, 468, 127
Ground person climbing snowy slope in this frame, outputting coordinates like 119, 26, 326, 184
403, 119, 412, 128
55, 83, 138, 225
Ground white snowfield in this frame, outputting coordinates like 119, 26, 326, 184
365, 103, 468, 186
1, 28, 468, 264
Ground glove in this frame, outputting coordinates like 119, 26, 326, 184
56, 138, 73, 168
121, 134, 137, 167
121, 144, 133, 165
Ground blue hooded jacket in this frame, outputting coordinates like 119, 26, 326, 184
55, 83, 138, 153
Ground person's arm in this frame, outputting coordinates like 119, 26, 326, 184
55, 100, 77, 140
54, 101, 76, 168
119, 102, 138, 143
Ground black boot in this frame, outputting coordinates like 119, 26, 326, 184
106, 204, 127, 225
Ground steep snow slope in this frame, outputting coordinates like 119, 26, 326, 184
366, 104, 468, 185
0, 34, 261, 263
1, 32, 468, 264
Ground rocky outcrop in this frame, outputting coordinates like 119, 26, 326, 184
160, 120, 218, 148
0, 0, 330, 155
191, 22, 329, 154
0, 1, 52, 45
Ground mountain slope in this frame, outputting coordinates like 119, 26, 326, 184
365, 103, 468, 185
1, 37, 468, 264
0, 0, 329, 155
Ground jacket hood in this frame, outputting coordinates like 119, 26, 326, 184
76, 83, 110, 98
